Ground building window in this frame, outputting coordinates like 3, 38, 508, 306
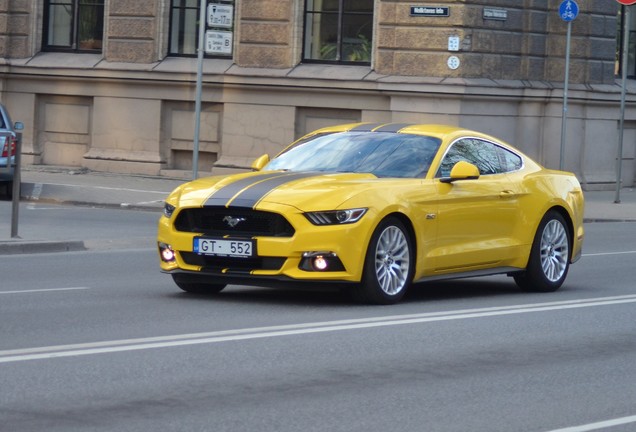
617, 6, 636, 78
43, 0, 104, 52
169, 0, 235, 57
303, 0, 373, 64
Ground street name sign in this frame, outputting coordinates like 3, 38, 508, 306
410, 6, 449, 17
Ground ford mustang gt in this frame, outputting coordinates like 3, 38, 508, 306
158, 123, 584, 304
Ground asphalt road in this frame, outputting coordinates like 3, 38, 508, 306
1, 205, 636, 432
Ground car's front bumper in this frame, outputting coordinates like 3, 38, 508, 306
157, 205, 375, 284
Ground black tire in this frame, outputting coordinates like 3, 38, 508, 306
1, 181, 12, 199
171, 274, 226, 294
352, 217, 414, 305
514, 210, 571, 292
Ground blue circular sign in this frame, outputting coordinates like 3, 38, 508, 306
559, 0, 579, 22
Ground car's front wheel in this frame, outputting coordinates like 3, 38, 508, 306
172, 275, 226, 294
514, 210, 571, 292
353, 217, 414, 305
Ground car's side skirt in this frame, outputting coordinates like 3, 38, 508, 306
414, 267, 522, 284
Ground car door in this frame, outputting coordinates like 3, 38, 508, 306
432, 138, 522, 273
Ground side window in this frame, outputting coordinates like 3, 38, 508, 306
43, 0, 105, 52
437, 139, 502, 177
169, 0, 235, 57
498, 146, 523, 172
303, 0, 373, 64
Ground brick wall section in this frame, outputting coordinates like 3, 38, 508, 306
544, 1, 618, 84
0, 1, 7, 58
106, 0, 160, 63
0, 0, 31, 58
236, 0, 295, 68
376, 0, 618, 84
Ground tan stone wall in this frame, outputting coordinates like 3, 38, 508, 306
0, 0, 31, 58
0, 0, 632, 187
161, 101, 222, 174
84, 96, 163, 174
106, 0, 160, 63
376, 0, 617, 84
37, 96, 92, 166
235, 0, 295, 68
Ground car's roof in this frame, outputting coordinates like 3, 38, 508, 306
309, 122, 503, 143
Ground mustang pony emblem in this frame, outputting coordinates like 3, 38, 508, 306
223, 215, 246, 228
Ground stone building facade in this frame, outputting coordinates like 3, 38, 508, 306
0, 0, 633, 189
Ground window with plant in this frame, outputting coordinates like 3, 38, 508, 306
303, 0, 373, 64
43, 0, 104, 52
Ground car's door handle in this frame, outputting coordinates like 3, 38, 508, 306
499, 190, 516, 199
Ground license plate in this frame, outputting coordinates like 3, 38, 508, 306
193, 238, 254, 258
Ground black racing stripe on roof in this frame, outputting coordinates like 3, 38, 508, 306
373, 123, 414, 133
349, 123, 385, 132
227, 172, 322, 208
204, 172, 289, 207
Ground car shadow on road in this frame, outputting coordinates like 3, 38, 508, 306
165, 276, 527, 308
406, 277, 524, 303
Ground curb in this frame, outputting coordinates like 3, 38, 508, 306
0, 240, 86, 255
18, 182, 165, 211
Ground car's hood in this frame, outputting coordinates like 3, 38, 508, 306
175, 171, 382, 211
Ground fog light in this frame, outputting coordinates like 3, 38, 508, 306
159, 242, 176, 262
313, 255, 328, 271
299, 252, 346, 272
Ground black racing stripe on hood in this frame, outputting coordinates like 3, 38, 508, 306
373, 123, 413, 133
227, 172, 321, 208
204, 172, 289, 207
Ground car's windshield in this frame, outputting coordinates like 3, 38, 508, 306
265, 132, 441, 178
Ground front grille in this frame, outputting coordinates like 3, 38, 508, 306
174, 207, 295, 237
181, 252, 286, 272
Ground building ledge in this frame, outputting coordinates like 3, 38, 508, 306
2, 53, 631, 98
24, 52, 103, 69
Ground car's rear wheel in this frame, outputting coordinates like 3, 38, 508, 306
171, 275, 226, 294
2, 181, 12, 199
514, 210, 571, 292
353, 217, 414, 304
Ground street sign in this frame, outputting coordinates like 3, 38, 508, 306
617, 0, 636, 5
207, 3, 233, 28
205, 30, 233, 55
410, 6, 450, 17
559, 0, 579, 22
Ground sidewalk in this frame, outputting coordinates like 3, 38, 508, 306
1, 166, 635, 254
0, 167, 186, 254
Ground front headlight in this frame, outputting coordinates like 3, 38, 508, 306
163, 203, 176, 218
304, 208, 367, 225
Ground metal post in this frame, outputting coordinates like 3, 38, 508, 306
193, 0, 206, 180
616, 7, 630, 204
559, 21, 572, 171
10, 132, 22, 238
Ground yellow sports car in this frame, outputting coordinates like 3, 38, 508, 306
158, 123, 584, 304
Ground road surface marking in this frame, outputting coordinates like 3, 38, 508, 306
2, 294, 636, 364
0, 287, 90, 295
582, 250, 636, 257
546, 414, 636, 431
34, 182, 170, 194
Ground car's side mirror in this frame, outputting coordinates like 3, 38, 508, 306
14, 121, 24, 131
440, 160, 480, 183
251, 154, 270, 171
